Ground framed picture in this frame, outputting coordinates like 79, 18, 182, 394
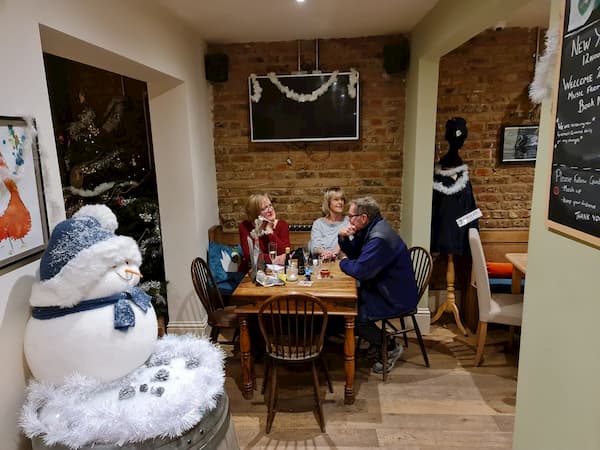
499, 124, 539, 164
0, 116, 49, 270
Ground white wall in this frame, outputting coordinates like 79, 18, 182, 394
0, 0, 217, 447
513, 1, 600, 448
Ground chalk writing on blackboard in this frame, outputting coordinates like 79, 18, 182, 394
547, 0, 600, 246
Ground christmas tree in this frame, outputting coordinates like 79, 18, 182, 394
44, 54, 168, 323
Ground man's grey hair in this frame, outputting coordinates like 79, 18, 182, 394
351, 196, 381, 220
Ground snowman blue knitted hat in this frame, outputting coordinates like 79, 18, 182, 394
40, 215, 114, 280
39, 205, 122, 280
31, 205, 141, 308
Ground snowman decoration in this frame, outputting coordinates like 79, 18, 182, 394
20, 205, 232, 448
24, 204, 157, 384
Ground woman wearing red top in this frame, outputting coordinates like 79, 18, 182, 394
239, 193, 290, 272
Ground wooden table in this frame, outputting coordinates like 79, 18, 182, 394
505, 253, 528, 294
231, 262, 358, 404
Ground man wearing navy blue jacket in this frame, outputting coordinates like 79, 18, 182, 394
338, 197, 417, 374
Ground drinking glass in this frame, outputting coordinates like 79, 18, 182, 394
268, 242, 277, 264
319, 252, 326, 268
301, 246, 310, 273
287, 259, 299, 281
301, 246, 309, 265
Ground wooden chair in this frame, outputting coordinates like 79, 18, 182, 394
191, 257, 239, 345
258, 293, 333, 433
468, 229, 524, 366
356, 246, 432, 380
376, 246, 432, 380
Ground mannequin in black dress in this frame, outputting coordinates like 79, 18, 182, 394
430, 117, 479, 335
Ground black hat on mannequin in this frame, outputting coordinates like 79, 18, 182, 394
444, 117, 468, 143
439, 117, 468, 168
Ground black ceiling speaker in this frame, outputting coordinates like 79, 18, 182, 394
205, 53, 229, 82
383, 38, 410, 74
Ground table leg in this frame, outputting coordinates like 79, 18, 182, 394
238, 314, 254, 400
511, 268, 524, 294
343, 315, 355, 405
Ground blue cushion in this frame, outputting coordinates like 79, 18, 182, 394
217, 272, 246, 296
489, 277, 525, 294
208, 242, 242, 283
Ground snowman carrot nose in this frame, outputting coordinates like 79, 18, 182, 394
125, 268, 143, 278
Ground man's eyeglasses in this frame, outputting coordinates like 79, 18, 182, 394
261, 204, 274, 212
348, 213, 363, 220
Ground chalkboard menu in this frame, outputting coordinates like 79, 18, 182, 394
548, 0, 600, 248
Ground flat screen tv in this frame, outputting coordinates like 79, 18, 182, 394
248, 71, 359, 142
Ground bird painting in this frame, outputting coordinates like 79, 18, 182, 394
0, 126, 32, 253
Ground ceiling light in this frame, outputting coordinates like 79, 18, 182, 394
296, 0, 305, 3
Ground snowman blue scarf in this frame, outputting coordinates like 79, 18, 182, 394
31, 288, 152, 331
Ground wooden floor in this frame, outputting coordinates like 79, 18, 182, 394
223, 317, 519, 449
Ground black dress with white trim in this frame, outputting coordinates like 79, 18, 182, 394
430, 164, 479, 255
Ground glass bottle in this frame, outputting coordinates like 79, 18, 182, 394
284, 247, 291, 274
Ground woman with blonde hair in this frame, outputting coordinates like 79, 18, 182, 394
239, 193, 290, 271
310, 187, 349, 260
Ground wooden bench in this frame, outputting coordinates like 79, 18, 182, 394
208, 224, 312, 249
209, 224, 528, 333
478, 229, 529, 263
209, 226, 528, 258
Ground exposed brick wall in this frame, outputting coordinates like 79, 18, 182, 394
437, 28, 540, 229
208, 37, 407, 231
209, 28, 539, 232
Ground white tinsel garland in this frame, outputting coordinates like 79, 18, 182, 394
348, 68, 359, 99
249, 74, 263, 102
20, 334, 225, 449
268, 70, 339, 102
249, 68, 359, 103
529, 27, 559, 104
433, 164, 470, 195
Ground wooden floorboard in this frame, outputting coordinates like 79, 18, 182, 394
224, 318, 519, 449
